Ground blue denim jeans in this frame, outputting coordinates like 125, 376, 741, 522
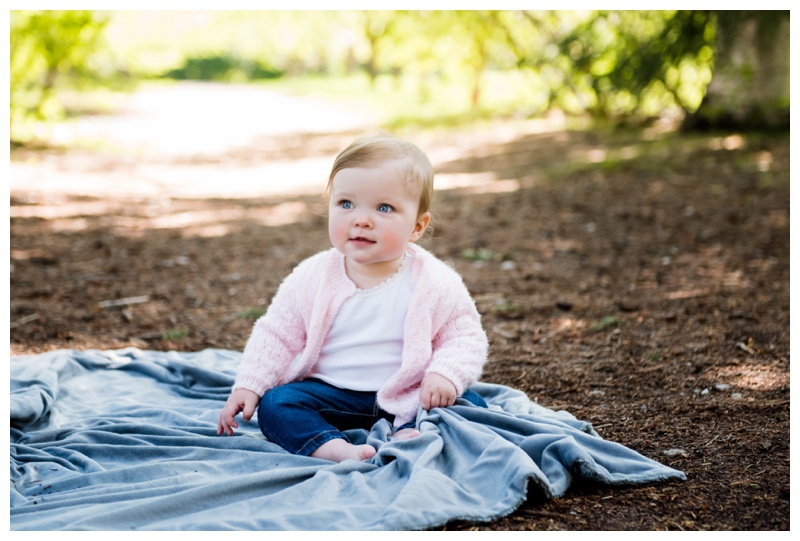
257, 378, 487, 456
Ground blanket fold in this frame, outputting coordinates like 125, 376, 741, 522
10, 348, 685, 531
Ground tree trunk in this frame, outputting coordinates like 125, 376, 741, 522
686, 11, 790, 131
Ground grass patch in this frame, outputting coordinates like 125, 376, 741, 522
492, 302, 521, 314
258, 71, 552, 130
591, 316, 620, 331
461, 248, 500, 262
239, 307, 267, 320
162, 328, 190, 341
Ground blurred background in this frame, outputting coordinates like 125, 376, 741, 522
9, 9, 791, 201
10, 9, 790, 141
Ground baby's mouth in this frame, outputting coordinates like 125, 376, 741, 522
350, 236, 376, 244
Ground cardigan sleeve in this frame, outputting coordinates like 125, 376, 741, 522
233, 266, 309, 397
424, 271, 488, 395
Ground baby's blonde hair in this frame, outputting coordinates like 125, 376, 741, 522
326, 133, 434, 219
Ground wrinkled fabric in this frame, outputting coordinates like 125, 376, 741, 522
10, 348, 685, 531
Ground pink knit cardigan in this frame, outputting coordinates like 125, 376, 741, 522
234, 244, 489, 426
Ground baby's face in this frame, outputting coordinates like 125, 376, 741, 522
328, 162, 429, 277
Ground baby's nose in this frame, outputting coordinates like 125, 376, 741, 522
353, 213, 373, 227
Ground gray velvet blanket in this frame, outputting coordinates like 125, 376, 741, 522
10, 348, 685, 530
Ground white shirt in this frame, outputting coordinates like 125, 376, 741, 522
309, 258, 412, 391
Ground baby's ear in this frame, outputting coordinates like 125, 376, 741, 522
410, 212, 431, 242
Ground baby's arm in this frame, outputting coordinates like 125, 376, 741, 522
217, 388, 260, 436
219, 261, 310, 436
426, 305, 488, 397
420, 272, 489, 408
419, 372, 457, 410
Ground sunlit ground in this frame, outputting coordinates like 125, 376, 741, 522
11, 82, 555, 201
10, 81, 779, 239
11, 83, 373, 199
51, 82, 378, 155
713, 364, 789, 392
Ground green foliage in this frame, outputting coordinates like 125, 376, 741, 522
163, 55, 283, 82
314, 10, 718, 123
98, 10, 722, 124
554, 10, 715, 117
10, 10, 111, 141
10, 10, 787, 142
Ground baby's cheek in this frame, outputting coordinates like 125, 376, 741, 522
329, 218, 349, 247
383, 229, 411, 252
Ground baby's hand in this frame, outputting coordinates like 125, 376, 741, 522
217, 388, 260, 436
419, 372, 457, 410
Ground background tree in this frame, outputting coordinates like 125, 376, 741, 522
551, 10, 714, 120
359, 11, 397, 86
686, 10, 790, 130
10, 9, 790, 144
10, 11, 109, 128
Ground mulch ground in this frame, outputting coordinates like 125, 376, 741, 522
10, 125, 790, 530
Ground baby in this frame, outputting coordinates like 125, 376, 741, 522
217, 134, 488, 462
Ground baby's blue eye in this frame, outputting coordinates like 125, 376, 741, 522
377, 203, 393, 213
340, 200, 353, 209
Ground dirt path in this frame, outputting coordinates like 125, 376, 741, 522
11, 82, 381, 199
9, 83, 790, 530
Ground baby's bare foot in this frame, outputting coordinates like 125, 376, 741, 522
310, 438, 377, 462
391, 428, 422, 441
